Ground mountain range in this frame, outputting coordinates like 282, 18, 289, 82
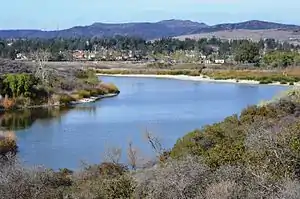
1, 20, 300, 40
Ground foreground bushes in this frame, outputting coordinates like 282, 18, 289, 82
0, 158, 135, 199
0, 135, 17, 157
171, 99, 300, 179
2, 155, 300, 199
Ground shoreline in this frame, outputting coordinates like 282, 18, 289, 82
97, 73, 297, 86
0, 93, 119, 112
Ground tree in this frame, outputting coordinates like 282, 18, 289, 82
33, 50, 51, 84
234, 41, 260, 63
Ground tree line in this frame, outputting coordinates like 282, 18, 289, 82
0, 36, 300, 66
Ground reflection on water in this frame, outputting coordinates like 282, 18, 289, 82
1, 76, 288, 170
0, 106, 97, 131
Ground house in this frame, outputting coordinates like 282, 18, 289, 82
116, 56, 123, 61
215, 59, 225, 64
200, 55, 207, 59
73, 50, 85, 60
204, 60, 212, 65
15, 53, 28, 60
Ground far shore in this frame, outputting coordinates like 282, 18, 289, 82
97, 73, 298, 86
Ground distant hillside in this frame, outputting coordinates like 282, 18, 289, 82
175, 29, 300, 44
191, 20, 300, 34
0, 20, 299, 40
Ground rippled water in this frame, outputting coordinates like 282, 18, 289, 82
2, 76, 287, 169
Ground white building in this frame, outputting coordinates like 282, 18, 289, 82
204, 60, 212, 65
214, 59, 225, 64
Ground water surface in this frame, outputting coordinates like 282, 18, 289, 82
2, 76, 287, 169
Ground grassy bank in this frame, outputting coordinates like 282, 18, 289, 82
203, 69, 300, 84
96, 68, 202, 76
96, 68, 300, 85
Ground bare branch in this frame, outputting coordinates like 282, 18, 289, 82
144, 130, 164, 157
127, 141, 138, 170
103, 146, 122, 164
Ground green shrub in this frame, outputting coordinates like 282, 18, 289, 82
59, 94, 75, 105
170, 100, 300, 171
98, 83, 120, 94
75, 69, 96, 79
77, 90, 91, 98
259, 80, 273, 84
280, 81, 287, 84
89, 89, 99, 97
83, 162, 128, 179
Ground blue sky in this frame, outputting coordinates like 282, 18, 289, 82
1, 0, 298, 30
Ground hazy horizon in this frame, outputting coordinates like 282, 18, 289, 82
1, 0, 299, 30
1, 19, 300, 31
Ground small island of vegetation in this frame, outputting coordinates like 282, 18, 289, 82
0, 57, 119, 110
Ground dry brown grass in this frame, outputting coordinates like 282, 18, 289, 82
97, 82, 119, 94
0, 95, 16, 110
174, 29, 300, 44
0, 131, 17, 157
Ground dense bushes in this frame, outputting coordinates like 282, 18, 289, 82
58, 94, 75, 105
0, 159, 67, 199
171, 99, 300, 179
263, 51, 300, 67
97, 83, 120, 94
0, 134, 17, 157
2, 154, 300, 199
0, 73, 38, 98
0, 157, 136, 199
0, 73, 50, 108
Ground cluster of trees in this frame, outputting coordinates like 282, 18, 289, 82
0, 73, 47, 109
1, 36, 300, 63
263, 51, 300, 67
0, 74, 38, 98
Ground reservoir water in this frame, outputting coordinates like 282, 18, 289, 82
1, 76, 287, 169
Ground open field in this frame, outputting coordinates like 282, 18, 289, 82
5, 59, 300, 85
31, 61, 279, 71
96, 67, 300, 85
175, 29, 300, 44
